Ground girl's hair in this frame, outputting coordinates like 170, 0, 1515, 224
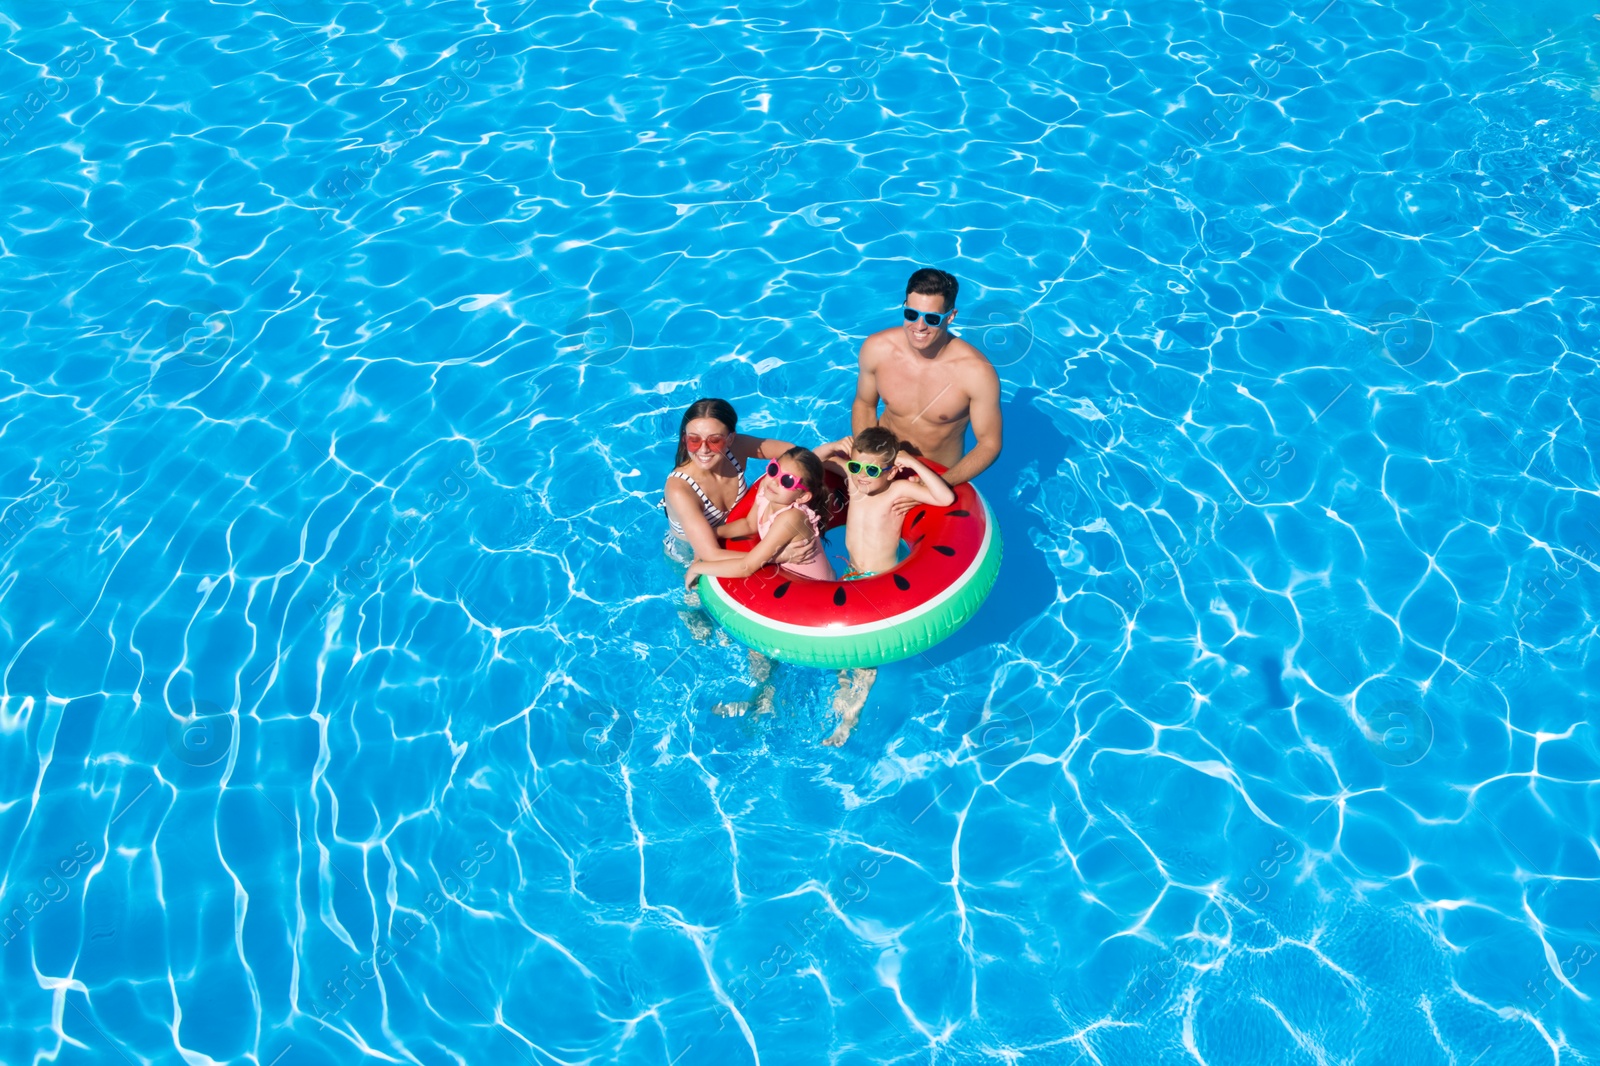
672, 397, 739, 469
852, 427, 900, 463
776, 446, 829, 526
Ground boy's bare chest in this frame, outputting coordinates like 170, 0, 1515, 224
845, 491, 900, 533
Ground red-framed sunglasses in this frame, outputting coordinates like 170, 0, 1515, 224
765, 461, 804, 490
684, 432, 728, 451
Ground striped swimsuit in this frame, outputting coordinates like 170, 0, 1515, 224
664, 468, 748, 555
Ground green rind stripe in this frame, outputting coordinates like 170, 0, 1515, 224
700, 513, 1003, 669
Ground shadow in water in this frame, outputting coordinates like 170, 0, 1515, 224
921, 388, 1068, 668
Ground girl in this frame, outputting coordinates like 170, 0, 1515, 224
684, 447, 834, 588
663, 398, 794, 565
689, 446, 882, 744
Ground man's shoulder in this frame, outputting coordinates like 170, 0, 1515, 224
942, 334, 999, 382
859, 327, 903, 361
945, 333, 995, 367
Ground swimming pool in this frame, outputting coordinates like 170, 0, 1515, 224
4, 0, 1599, 1061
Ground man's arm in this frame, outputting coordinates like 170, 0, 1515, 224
851, 339, 882, 437
939, 360, 1002, 487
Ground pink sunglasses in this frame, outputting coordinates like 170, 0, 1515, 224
765, 460, 804, 490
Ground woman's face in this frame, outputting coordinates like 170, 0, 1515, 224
763, 455, 811, 504
682, 417, 732, 469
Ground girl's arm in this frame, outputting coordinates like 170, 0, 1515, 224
664, 478, 725, 560
686, 510, 807, 587
892, 455, 957, 507
732, 432, 795, 463
717, 515, 756, 540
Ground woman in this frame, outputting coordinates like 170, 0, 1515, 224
663, 398, 793, 565
664, 397, 794, 719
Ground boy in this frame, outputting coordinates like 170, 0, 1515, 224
815, 428, 956, 745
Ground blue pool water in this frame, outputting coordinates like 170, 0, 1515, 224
4, 1, 1600, 1062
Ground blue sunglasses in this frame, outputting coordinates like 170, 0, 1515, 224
903, 306, 954, 327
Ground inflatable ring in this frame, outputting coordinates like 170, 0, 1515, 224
699, 464, 1001, 669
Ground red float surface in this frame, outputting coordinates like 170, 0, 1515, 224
717, 462, 989, 629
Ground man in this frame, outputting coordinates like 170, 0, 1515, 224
851, 267, 1001, 487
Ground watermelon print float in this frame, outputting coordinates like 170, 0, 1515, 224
698, 464, 1002, 669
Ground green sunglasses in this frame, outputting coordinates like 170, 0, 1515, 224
846, 460, 889, 477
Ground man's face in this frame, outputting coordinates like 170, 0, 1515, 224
902, 291, 953, 353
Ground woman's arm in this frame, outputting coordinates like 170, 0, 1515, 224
892, 455, 957, 507
732, 432, 795, 463
664, 477, 725, 559
686, 510, 806, 587
693, 545, 748, 563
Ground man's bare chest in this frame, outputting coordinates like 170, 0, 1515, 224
877, 361, 972, 426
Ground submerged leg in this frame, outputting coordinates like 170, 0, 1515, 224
748, 649, 772, 684
750, 650, 776, 717
714, 651, 778, 718
754, 681, 777, 718
679, 607, 714, 643
824, 668, 875, 747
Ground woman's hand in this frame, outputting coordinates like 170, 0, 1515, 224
685, 564, 703, 591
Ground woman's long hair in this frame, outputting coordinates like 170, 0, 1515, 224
671, 398, 739, 469
778, 446, 830, 527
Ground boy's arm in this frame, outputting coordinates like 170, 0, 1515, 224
892, 454, 957, 507
815, 436, 854, 474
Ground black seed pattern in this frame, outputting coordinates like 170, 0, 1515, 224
910, 511, 925, 527
948, 509, 970, 517
833, 586, 846, 606
933, 545, 956, 556
893, 574, 910, 591
774, 581, 791, 598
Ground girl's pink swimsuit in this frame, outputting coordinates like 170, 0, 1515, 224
754, 495, 835, 581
